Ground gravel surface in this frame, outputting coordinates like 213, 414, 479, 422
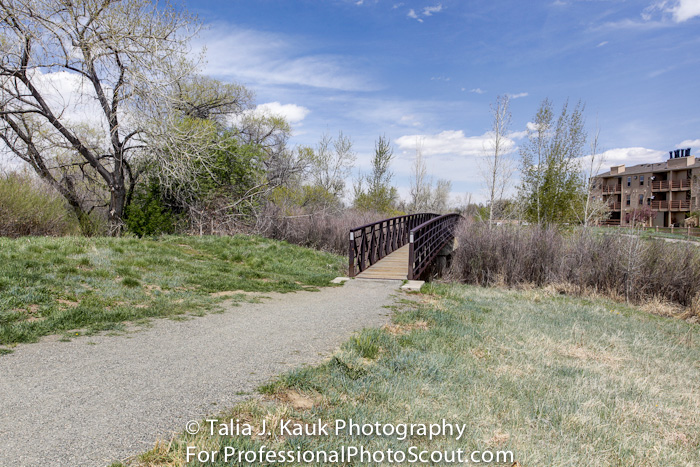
0, 279, 401, 466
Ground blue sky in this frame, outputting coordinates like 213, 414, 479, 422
5, 0, 695, 205
0, 0, 694, 204
184, 0, 700, 202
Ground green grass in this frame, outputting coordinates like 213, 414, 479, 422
0, 235, 345, 348
130, 283, 700, 467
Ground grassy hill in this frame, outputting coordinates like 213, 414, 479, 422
0, 235, 345, 350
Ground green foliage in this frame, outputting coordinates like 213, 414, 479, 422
519, 99, 587, 224
124, 181, 180, 237
353, 135, 400, 214
268, 184, 339, 214
0, 172, 79, 237
129, 129, 271, 233
196, 134, 267, 202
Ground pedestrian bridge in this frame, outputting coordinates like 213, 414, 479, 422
348, 213, 461, 280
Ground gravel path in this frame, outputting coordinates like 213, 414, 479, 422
0, 279, 401, 466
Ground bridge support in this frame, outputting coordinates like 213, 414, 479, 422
422, 238, 456, 281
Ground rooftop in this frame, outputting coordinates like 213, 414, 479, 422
597, 155, 700, 177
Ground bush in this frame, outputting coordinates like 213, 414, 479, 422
0, 172, 78, 237
124, 181, 181, 237
449, 221, 700, 309
257, 205, 386, 255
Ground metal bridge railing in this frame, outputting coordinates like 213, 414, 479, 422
408, 213, 462, 280
348, 213, 438, 277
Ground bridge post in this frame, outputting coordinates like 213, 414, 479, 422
348, 231, 355, 277
408, 232, 415, 280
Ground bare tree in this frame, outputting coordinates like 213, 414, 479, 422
309, 131, 355, 200
409, 138, 431, 212
481, 95, 514, 227
430, 178, 452, 213
580, 118, 608, 227
0, 0, 196, 234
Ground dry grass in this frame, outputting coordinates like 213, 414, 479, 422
119, 283, 699, 467
450, 221, 700, 318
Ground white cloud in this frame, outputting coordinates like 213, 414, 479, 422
31, 70, 106, 126
392, 130, 518, 185
677, 139, 700, 148
526, 122, 540, 131
407, 4, 443, 21
608, 0, 700, 29
470, 88, 486, 94
255, 102, 310, 124
195, 24, 374, 92
399, 114, 422, 127
508, 92, 529, 99
407, 9, 421, 20
392, 2, 405, 9
508, 130, 528, 140
597, 18, 668, 30
596, 41, 608, 47
589, 147, 666, 174
660, 0, 700, 23
423, 4, 443, 16
669, 0, 700, 21
395, 130, 515, 157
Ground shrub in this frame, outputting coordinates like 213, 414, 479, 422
124, 181, 181, 237
257, 204, 386, 255
0, 172, 79, 237
449, 221, 700, 310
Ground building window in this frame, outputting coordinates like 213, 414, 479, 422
639, 194, 643, 205
647, 198, 651, 206
640, 175, 644, 185
627, 177, 631, 187
626, 195, 631, 206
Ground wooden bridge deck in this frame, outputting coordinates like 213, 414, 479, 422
355, 244, 409, 280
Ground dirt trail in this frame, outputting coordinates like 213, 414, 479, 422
0, 279, 400, 466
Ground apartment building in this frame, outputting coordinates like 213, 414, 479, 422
591, 148, 700, 227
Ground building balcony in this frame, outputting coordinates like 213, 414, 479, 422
670, 179, 691, 191
652, 200, 667, 210
603, 184, 621, 194
651, 180, 669, 191
652, 200, 691, 211
608, 202, 621, 211
671, 200, 690, 211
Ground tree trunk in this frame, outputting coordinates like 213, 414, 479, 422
108, 182, 127, 237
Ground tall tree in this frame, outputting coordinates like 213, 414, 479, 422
409, 138, 431, 212
519, 99, 587, 224
407, 138, 452, 213
480, 94, 514, 226
578, 117, 610, 226
0, 0, 196, 235
309, 131, 355, 201
353, 135, 398, 213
